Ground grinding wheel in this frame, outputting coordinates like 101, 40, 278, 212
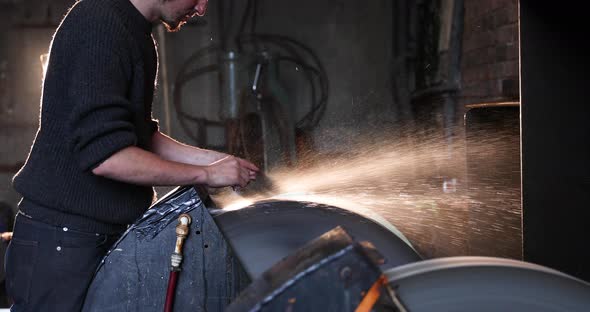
213, 199, 422, 278
384, 256, 590, 311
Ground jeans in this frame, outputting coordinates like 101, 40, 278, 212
4, 212, 120, 311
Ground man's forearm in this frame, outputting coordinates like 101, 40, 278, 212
151, 131, 224, 166
92, 146, 209, 186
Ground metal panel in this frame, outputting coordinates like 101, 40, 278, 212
83, 187, 250, 312
226, 227, 384, 312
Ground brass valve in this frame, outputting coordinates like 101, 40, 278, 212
171, 214, 192, 270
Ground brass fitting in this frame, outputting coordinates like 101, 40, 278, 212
171, 214, 192, 269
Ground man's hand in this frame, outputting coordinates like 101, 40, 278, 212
204, 156, 259, 188
1, 232, 13, 242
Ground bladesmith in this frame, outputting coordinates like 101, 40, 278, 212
7, 0, 257, 310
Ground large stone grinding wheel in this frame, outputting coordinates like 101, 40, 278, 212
384, 257, 590, 312
213, 199, 422, 277
82, 187, 420, 311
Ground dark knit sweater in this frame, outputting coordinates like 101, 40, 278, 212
13, 0, 159, 234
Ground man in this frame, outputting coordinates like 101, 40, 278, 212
5, 0, 258, 310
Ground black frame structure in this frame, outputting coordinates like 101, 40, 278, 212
520, 2, 590, 281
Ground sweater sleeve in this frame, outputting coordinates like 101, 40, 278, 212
67, 24, 137, 172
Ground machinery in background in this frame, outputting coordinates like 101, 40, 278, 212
82, 186, 590, 311
171, 0, 328, 173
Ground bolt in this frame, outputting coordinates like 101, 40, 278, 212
340, 266, 352, 284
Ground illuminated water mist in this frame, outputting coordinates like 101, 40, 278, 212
215, 128, 522, 259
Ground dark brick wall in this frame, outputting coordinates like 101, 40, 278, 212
460, 0, 519, 105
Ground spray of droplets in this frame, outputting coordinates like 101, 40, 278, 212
214, 126, 522, 259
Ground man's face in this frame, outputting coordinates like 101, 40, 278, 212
160, 0, 208, 32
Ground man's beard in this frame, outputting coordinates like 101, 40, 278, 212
161, 19, 187, 32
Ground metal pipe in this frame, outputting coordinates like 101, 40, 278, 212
156, 25, 172, 135
218, 51, 240, 121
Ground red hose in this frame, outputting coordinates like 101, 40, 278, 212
164, 270, 179, 312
